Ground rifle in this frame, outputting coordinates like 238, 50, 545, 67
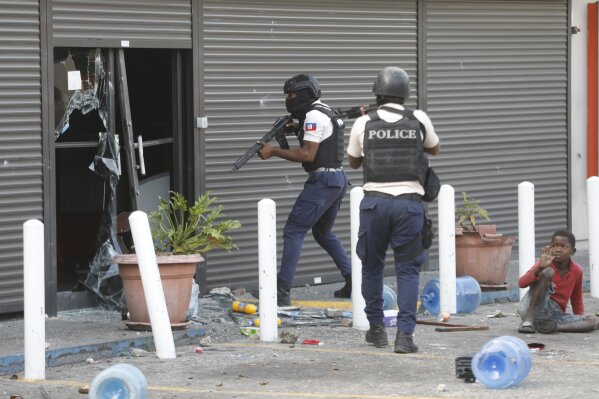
336, 104, 378, 119
230, 114, 294, 173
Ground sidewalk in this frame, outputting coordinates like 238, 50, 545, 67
1, 250, 597, 398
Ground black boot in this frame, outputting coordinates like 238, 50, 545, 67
365, 323, 388, 347
333, 275, 352, 298
394, 331, 418, 353
277, 280, 291, 307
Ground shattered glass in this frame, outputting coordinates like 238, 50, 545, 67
84, 132, 126, 311
54, 48, 108, 139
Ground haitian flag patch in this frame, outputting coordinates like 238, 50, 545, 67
305, 122, 317, 131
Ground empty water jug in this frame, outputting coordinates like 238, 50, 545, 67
382, 284, 397, 310
471, 335, 532, 389
89, 363, 148, 399
420, 276, 481, 315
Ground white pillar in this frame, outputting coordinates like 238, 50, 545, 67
588, 177, 599, 297
23, 219, 45, 380
350, 186, 368, 330
128, 211, 176, 359
438, 185, 457, 314
258, 199, 278, 342
518, 182, 535, 299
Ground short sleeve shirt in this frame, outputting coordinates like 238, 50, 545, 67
346, 103, 439, 196
302, 100, 333, 144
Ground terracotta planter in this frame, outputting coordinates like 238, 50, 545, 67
115, 253, 203, 325
455, 227, 514, 286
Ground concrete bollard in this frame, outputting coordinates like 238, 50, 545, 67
350, 186, 368, 330
128, 211, 176, 359
588, 177, 599, 298
23, 219, 45, 380
518, 182, 535, 300
258, 199, 278, 342
438, 185, 457, 314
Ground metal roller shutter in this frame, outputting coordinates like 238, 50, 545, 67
0, 1, 43, 313
51, 0, 192, 48
199, 0, 418, 289
424, 0, 569, 261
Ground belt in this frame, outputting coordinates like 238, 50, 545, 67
364, 191, 422, 202
310, 167, 343, 173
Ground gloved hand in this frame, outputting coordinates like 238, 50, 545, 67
283, 122, 299, 136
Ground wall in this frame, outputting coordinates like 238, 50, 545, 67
571, 0, 596, 249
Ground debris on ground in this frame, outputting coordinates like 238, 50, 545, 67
486, 311, 507, 318
279, 331, 298, 344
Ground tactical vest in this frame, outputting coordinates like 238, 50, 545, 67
363, 107, 428, 184
298, 103, 345, 172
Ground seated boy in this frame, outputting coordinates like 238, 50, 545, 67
517, 230, 598, 334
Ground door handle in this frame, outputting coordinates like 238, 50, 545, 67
136, 135, 146, 176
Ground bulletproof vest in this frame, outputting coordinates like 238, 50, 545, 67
297, 103, 345, 172
363, 107, 428, 184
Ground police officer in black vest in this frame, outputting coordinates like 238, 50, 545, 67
347, 67, 440, 353
258, 74, 351, 306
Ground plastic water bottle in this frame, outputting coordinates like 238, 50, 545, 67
382, 284, 397, 310
420, 276, 481, 315
89, 363, 148, 399
471, 336, 532, 389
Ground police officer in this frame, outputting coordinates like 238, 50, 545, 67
258, 74, 352, 306
346, 67, 440, 353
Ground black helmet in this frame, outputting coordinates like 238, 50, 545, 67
372, 66, 410, 101
283, 74, 321, 98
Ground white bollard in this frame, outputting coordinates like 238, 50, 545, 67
128, 211, 176, 359
350, 187, 369, 330
438, 185, 457, 314
518, 182, 535, 299
588, 177, 599, 297
258, 199, 278, 342
23, 219, 45, 380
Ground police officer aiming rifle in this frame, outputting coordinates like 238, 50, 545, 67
257, 74, 352, 306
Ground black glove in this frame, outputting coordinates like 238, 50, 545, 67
283, 122, 299, 136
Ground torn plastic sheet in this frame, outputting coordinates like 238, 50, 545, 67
54, 48, 108, 139
83, 132, 125, 311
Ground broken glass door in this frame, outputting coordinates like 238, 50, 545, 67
53, 47, 185, 309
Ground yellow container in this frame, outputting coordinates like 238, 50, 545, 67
231, 301, 257, 315
254, 317, 281, 327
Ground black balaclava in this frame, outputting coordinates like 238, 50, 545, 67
286, 88, 317, 116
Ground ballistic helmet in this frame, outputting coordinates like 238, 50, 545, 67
283, 74, 321, 98
372, 67, 410, 102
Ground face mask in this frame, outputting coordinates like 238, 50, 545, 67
285, 89, 316, 115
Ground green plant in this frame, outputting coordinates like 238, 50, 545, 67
456, 192, 489, 231
149, 191, 241, 255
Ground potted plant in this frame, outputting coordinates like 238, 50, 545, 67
455, 192, 514, 287
115, 191, 241, 329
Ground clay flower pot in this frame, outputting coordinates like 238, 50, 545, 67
115, 253, 203, 327
455, 225, 514, 286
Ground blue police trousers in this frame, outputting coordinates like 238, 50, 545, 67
356, 195, 426, 334
277, 170, 351, 286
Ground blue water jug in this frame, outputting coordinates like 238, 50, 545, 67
89, 363, 148, 399
420, 276, 481, 315
382, 284, 397, 310
471, 336, 532, 389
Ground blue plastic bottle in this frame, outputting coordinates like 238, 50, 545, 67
420, 276, 481, 315
382, 284, 397, 310
89, 363, 148, 399
471, 336, 532, 389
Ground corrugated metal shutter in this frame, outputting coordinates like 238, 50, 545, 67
424, 0, 568, 261
0, 1, 43, 313
200, 0, 418, 289
52, 0, 192, 48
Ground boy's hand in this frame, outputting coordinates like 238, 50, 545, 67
538, 245, 555, 270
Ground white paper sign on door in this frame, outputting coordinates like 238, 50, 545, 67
67, 70, 82, 91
